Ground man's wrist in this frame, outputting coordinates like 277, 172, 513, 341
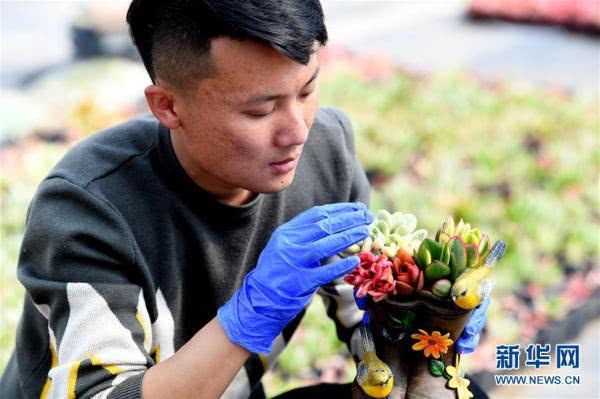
217, 289, 283, 354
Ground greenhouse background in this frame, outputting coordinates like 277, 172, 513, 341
1, 1, 599, 398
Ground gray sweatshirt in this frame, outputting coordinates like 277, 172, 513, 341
1, 108, 370, 399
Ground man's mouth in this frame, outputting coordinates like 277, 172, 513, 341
271, 157, 295, 165
269, 156, 298, 174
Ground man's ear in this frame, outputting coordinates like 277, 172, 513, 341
144, 84, 181, 129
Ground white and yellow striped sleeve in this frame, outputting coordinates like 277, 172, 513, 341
16, 177, 156, 399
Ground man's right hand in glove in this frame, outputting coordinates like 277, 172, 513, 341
218, 202, 373, 353
143, 203, 372, 398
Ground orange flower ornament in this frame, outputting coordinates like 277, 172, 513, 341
410, 329, 454, 359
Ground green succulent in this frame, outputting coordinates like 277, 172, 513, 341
435, 216, 491, 267
343, 210, 428, 258
416, 216, 491, 298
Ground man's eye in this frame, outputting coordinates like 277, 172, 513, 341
246, 110, 273, 117
299, 90, 314, 98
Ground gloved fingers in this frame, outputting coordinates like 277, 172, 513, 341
287, 202, 367, 226
289, 208, 371, 243
318, 208, 373, 235
464, 297, 490, 335
313, 255, 360, 285
456, 332, 480, 354
474, 296, 491, 315
296, 208, 372, 241
464, 314, 487, 336
310, 225, 370, 261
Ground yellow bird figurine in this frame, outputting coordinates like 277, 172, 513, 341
356, 321, 393, 398
451, 240, 506, 310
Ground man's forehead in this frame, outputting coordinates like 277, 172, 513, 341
238, 66, 320, 105
205, 37, 319, 102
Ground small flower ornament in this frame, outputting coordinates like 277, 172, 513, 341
445, 355, 473, 399
410, 329, 454, 359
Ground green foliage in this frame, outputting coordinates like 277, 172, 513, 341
429, 359, 446, 377
425, 261, 451, 282
431, 279, 452, 298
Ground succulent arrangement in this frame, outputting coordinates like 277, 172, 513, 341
343, 210, 505, 309
345, 211, 506, 399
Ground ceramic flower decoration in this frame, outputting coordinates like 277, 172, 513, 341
391, 249, 424, 295
410, 329, 454, 359
344, 252, 395, 302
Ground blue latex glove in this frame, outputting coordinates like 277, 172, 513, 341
218, 202, 373, 353
456, 297, 490, 354
354, 289, 368, 311
353, 289, 371, 325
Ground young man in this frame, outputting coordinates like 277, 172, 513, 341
1, 1, 487, 398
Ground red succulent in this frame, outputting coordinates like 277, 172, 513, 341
344, 252, 396, 302
391, 249, 424, 295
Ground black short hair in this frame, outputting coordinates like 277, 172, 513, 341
126, 0, 328, 89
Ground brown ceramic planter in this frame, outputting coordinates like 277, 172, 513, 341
352, 294, 473, 399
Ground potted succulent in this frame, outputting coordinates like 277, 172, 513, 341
343, 211, 506, 399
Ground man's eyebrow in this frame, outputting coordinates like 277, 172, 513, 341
242, 66, 320, 105
304, 66, 320, 87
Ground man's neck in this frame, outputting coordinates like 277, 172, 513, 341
217, 190, 257, 206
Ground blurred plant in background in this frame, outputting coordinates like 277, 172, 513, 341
1, 50, 598, 396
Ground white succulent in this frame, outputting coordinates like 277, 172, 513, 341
342, 210, 428, 258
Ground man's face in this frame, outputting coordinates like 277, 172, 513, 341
170, 37, 320, 203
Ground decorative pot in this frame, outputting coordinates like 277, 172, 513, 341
352, 295, 473, 399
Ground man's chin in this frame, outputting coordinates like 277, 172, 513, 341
252, 172, 296, 194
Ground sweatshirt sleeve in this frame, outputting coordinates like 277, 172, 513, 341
316, 108, 371, 361
14, 177, 152, 399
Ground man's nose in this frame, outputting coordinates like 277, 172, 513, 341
273, 105, 309, 148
